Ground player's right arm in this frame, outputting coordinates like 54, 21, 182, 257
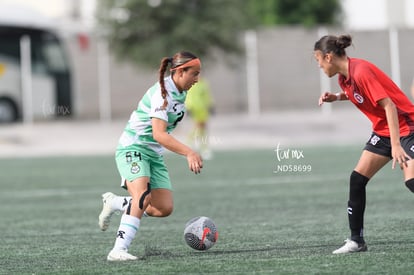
318, 92, 348, 106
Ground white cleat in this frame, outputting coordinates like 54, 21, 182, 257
98, 192, 117, 231
107, 249, 137, 261
332, 238, 368, 254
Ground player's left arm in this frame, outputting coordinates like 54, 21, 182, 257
378, 97, 411, 169
152, 117, 203, 174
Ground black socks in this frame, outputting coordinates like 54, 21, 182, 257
348, 170, 369, 244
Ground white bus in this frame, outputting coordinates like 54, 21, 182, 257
0, 5, 72, 123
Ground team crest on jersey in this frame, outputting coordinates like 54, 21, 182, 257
353, 92, 364, 103
131, 162, 140, 174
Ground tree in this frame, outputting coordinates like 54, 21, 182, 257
248, 0, 342, 27
96, 0, 256, 67
96, 0, 342, 68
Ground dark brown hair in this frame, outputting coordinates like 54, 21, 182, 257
314, 34, 352, 57
158, 51, 198, 108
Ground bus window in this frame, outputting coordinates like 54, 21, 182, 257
42, 39, 69, 73
0, 26, 72, 122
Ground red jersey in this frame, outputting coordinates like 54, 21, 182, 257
338, 58, 414, 137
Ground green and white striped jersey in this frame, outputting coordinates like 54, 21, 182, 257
117, 76, 187, 156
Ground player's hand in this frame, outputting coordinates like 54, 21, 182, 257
187, 151, 203, 174
318, 92, 336, 106
391, 145, 411, 169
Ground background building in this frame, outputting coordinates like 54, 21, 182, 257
342, 0, 414, 30
0, 0, 413, 121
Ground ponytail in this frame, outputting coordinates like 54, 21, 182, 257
158, 57, 172, 109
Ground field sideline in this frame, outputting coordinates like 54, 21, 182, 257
1, 146, 414, 274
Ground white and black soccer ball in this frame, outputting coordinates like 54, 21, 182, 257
184, 216, 218, 251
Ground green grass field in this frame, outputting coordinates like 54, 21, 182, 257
1, 146, 414, 274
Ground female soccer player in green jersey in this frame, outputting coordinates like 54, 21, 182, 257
102, 51, 203, 261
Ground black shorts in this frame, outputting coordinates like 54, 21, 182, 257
364, 132, 414, 158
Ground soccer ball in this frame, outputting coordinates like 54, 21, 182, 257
184, 216, 218, 251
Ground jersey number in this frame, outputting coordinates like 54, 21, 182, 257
126, 151, 142, 162
173, 111, 184, 126
172, 103, 185, 126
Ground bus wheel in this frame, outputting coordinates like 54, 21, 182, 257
0, 98, 18, 123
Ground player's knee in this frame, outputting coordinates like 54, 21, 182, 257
163, 207, 173, 217
158, 201, 174, 217
350, 170, 369, 191
137, 182, 151, 210
149, 206, 173, 217
405, 178, 414, 192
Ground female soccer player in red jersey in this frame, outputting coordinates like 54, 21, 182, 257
314, 34, 414, 254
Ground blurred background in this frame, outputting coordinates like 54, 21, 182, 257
0, 0, 413, 156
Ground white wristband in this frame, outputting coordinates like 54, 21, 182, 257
335, 93, 341, 101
